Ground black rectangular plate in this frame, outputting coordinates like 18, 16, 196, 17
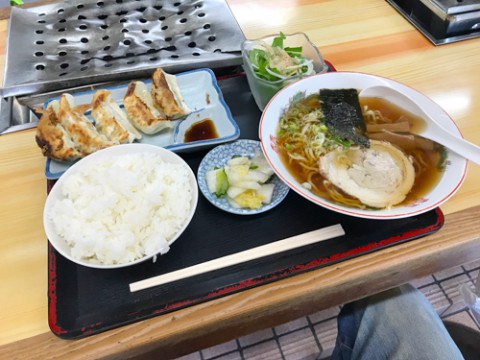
47, 70, 444, 339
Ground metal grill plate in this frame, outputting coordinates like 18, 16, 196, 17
2, 0, 245, 97
423, 0, 480, 17
387, 0, 480, 45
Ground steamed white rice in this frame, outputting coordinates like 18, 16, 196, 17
49, 152, 193, 265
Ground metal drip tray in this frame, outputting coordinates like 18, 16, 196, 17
0, 0, 245, 134
2, 0, 245, 98
387, 0, 480, 45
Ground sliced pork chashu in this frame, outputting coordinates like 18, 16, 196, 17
319, 140, 415, 209
91, 90, 142, 143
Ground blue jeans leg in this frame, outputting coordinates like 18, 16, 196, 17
331, 284, 464, 360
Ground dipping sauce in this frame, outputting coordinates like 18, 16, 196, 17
184, 119, 219, 143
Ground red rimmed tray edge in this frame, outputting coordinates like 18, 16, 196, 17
46, 60, 447, 339
47, 207, 444, 338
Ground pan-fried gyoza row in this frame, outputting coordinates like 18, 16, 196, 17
35, 67, 190, 162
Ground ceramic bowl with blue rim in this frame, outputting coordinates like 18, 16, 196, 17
197, 139, 289, 215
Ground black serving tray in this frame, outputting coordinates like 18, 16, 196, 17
47, 69, 444, 339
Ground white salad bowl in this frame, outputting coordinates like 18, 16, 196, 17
259, 71, 468, 219
44, 144, 198, 269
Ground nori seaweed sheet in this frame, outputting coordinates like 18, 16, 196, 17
320, 89, 370, 147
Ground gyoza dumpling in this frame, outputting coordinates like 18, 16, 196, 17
35, 101, 83, 162
91, 89, 142, 143
123, 81, 174, 135
151, 67, 190, 119
55, 93, 116, 156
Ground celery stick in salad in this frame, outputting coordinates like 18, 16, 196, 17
248, 32, 314, 82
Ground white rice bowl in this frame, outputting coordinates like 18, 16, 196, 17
44, 144, 198, 269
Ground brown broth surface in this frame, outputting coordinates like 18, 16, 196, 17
362, 97, 442, 205
278, 95, 444, 208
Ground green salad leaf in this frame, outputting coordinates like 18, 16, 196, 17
271, 32, 286, 48
248, 32, 314, 82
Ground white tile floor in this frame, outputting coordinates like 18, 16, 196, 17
175, 258, 480, 360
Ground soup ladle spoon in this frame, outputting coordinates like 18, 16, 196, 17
359, 86, 480, 165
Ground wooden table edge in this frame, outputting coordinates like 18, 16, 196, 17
1, 204, 479, 359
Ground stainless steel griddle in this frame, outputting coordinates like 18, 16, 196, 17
0, 0, 245, 134
387, 0, 480, 45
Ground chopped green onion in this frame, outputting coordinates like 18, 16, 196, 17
331, 135, 353, 148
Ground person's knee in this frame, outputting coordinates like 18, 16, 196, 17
368, 283, 424, 310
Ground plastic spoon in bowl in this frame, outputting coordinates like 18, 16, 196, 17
359, 86, 480, 165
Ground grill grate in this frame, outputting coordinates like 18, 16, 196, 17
2, 0, 245, 97
387, 0, 480, 45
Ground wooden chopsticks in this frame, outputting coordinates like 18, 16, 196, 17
130, 224, 345, 292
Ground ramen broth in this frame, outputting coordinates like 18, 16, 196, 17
277, 94, 445, 208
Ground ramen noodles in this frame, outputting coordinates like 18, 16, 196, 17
275, 91, 446, 209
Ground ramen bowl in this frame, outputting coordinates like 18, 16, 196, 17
259, 71, 467, 219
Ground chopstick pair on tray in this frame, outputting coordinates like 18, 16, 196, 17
130, 224, 345, 292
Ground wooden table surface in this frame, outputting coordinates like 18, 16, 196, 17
1, 0, 480, 359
